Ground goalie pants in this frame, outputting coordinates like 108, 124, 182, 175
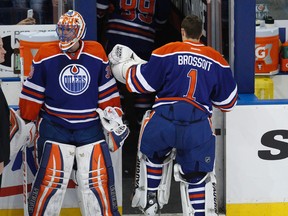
140, 102, 216, 174
36, 117, 105, 163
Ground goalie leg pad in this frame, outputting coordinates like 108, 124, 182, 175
75, 141, 120, 216
205, 171, 218, 216
132, 149, 176, 214
156, 149, 176, 209
28, 141, 76, 216
131, 109, 153, 210
132, 150, 148, 210
174, 164, 218, 216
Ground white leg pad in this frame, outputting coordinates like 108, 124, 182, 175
205, 171, 218, 216
131, 149, 176, 211
28, 141, 76, 216
157, 149, 176, 209
131, 150, 148, 209
174, 164, 195, 216
75, 140, 118, 216
174, 164, 219, 216
76, 142, 103, 216
132, 110, 151, 210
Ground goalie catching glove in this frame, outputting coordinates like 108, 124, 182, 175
96, 106, 129, 152
108, 44, 147, 84
9, 108, 36, 158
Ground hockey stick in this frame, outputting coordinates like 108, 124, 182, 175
22, 145, 29, 216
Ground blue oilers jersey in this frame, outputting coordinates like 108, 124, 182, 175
19, 41, 121, 129
126, 40, 238, 115
97, 0, 170, 59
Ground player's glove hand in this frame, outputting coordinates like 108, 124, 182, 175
96, 106, 129, 152
108, 44, 147, 84
108, 44, 134, 65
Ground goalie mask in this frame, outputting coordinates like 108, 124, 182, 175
56, 10, 86, 51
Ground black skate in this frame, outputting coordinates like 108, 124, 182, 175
142, 192, 160, 216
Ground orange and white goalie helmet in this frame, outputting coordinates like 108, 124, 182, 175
56, 10, 86, 51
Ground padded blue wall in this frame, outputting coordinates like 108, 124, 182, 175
234, 0, 256, 93
75, 0, 97, 41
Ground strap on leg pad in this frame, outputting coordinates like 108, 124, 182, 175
28, 141, 76, 216
174, 164, 218, 216
75, 140, 120, 216
131, 149, 176, 211
157, 149, 176, 209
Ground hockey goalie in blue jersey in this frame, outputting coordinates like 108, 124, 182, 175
109, 15, 238, 216
19, 10, 128, 216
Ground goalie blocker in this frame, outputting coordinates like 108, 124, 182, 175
96, 106, 129, 152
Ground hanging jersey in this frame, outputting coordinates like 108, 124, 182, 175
97, 0, 170, 59
125, 40, 238, 115
19, 41, 120, 130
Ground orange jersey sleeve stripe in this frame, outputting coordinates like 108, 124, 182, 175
22, 88, 45, 100
99, 86, 119, 98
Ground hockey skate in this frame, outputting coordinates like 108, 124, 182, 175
142, 192, 160, 216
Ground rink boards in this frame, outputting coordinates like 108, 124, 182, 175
225, 96, 288, 216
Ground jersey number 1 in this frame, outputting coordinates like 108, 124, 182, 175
185, 69, 197, 100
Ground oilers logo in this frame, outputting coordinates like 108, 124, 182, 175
59, 64, 90, 95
